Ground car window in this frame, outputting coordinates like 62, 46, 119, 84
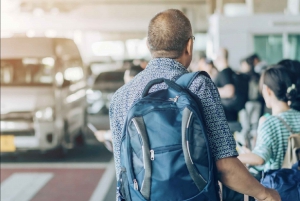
93, 71, 125, 91
1, 58, 54, 86
94, 71, 124, 84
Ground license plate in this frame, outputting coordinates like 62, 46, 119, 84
0, 135, 16, 152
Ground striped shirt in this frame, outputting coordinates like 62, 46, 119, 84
252, 109, 300, 171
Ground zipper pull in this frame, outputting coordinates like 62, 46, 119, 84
150, 150, 155, 161
133, 179, 139, 190
168, 95, 180, 102
173, 95, 179, 102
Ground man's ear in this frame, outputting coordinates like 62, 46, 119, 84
186, 38, 193, 56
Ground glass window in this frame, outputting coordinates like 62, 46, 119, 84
254, 35, 283, 65
287, 34, 300, 61
92, 41, 125, 60
0, 57, 54, 86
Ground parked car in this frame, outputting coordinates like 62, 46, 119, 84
0, 37, 87, 155
86, 70, 125, 114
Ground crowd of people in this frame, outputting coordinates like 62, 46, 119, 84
197, 52, 299, 139
195, 50, 300, 200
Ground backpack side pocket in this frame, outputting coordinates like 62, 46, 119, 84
118, 167, 132, 201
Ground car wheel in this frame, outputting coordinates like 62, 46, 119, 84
75, 109, 88, 146
56, 121, 71, 158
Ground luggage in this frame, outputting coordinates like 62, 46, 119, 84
117, 72, 219, 201
260, 162, 300, 201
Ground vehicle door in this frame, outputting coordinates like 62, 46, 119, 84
54, 39, 86, 142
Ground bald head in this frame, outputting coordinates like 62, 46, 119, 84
147, 9, 192, 59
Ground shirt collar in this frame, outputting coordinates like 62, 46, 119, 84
146, 58, 188, 73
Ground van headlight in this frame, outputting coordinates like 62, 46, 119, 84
35, 107, 54, 121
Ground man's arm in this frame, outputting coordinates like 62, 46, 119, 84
217, 157, 280, 201
218, 84, 235, 98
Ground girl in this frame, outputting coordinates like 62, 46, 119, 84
238, 65, 300, 173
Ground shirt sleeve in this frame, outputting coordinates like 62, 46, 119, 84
252, 119, 273, 163
189, 74, 238, 161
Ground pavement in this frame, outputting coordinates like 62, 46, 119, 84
1, 115, 117, 201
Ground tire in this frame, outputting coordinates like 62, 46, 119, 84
55, 121, 71, 158
75, 109, 88, 146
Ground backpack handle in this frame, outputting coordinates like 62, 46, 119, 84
142, 78, 182, 98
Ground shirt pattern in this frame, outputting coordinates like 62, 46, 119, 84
109, 58, 238, 178
252, 109, 300, 172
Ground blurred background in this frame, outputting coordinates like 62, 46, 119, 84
1, 0, 300, 201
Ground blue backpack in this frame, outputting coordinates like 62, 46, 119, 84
260, 161, 300, 201
117, 72, 220, 201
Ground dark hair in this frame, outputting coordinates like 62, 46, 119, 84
278, 59, 300, 111
129, 65, 143, 77
147, 9, 192, 59
260, 65, 299, 107
246, 54, 260, 68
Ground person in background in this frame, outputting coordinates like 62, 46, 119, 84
123, 65, 143, 84
247, 54, 268, 75
198, 54, 207, 71
238, 65, 300, 175
189, 53, 206, 73
238, 58, 263, 148
278, 59, 300, 111
214, 48, 238, 122
198, 57, 218, 82
139, 59, 149, 69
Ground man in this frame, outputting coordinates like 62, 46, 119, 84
109, 9, 280, 201
214, 48, 239, 122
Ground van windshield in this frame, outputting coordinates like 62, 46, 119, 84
1, 58, 55, 86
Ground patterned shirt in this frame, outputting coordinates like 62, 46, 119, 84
252, 109, 300, 172
109, 58, 238, 178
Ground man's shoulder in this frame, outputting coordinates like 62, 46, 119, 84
110, 82, 131, 110
189, 72, 213, 86
187, 72, 215, 94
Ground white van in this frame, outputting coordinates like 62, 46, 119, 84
0, 37, 87, 154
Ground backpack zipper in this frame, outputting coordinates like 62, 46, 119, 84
133, 179, 139, 190
150, 150, 154, 160
150, 144, 182, 161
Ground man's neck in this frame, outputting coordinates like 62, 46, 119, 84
175, 58, 189, 69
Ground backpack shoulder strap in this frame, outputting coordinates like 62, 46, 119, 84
274, 116, 293, 135
176, 71, 211, 89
